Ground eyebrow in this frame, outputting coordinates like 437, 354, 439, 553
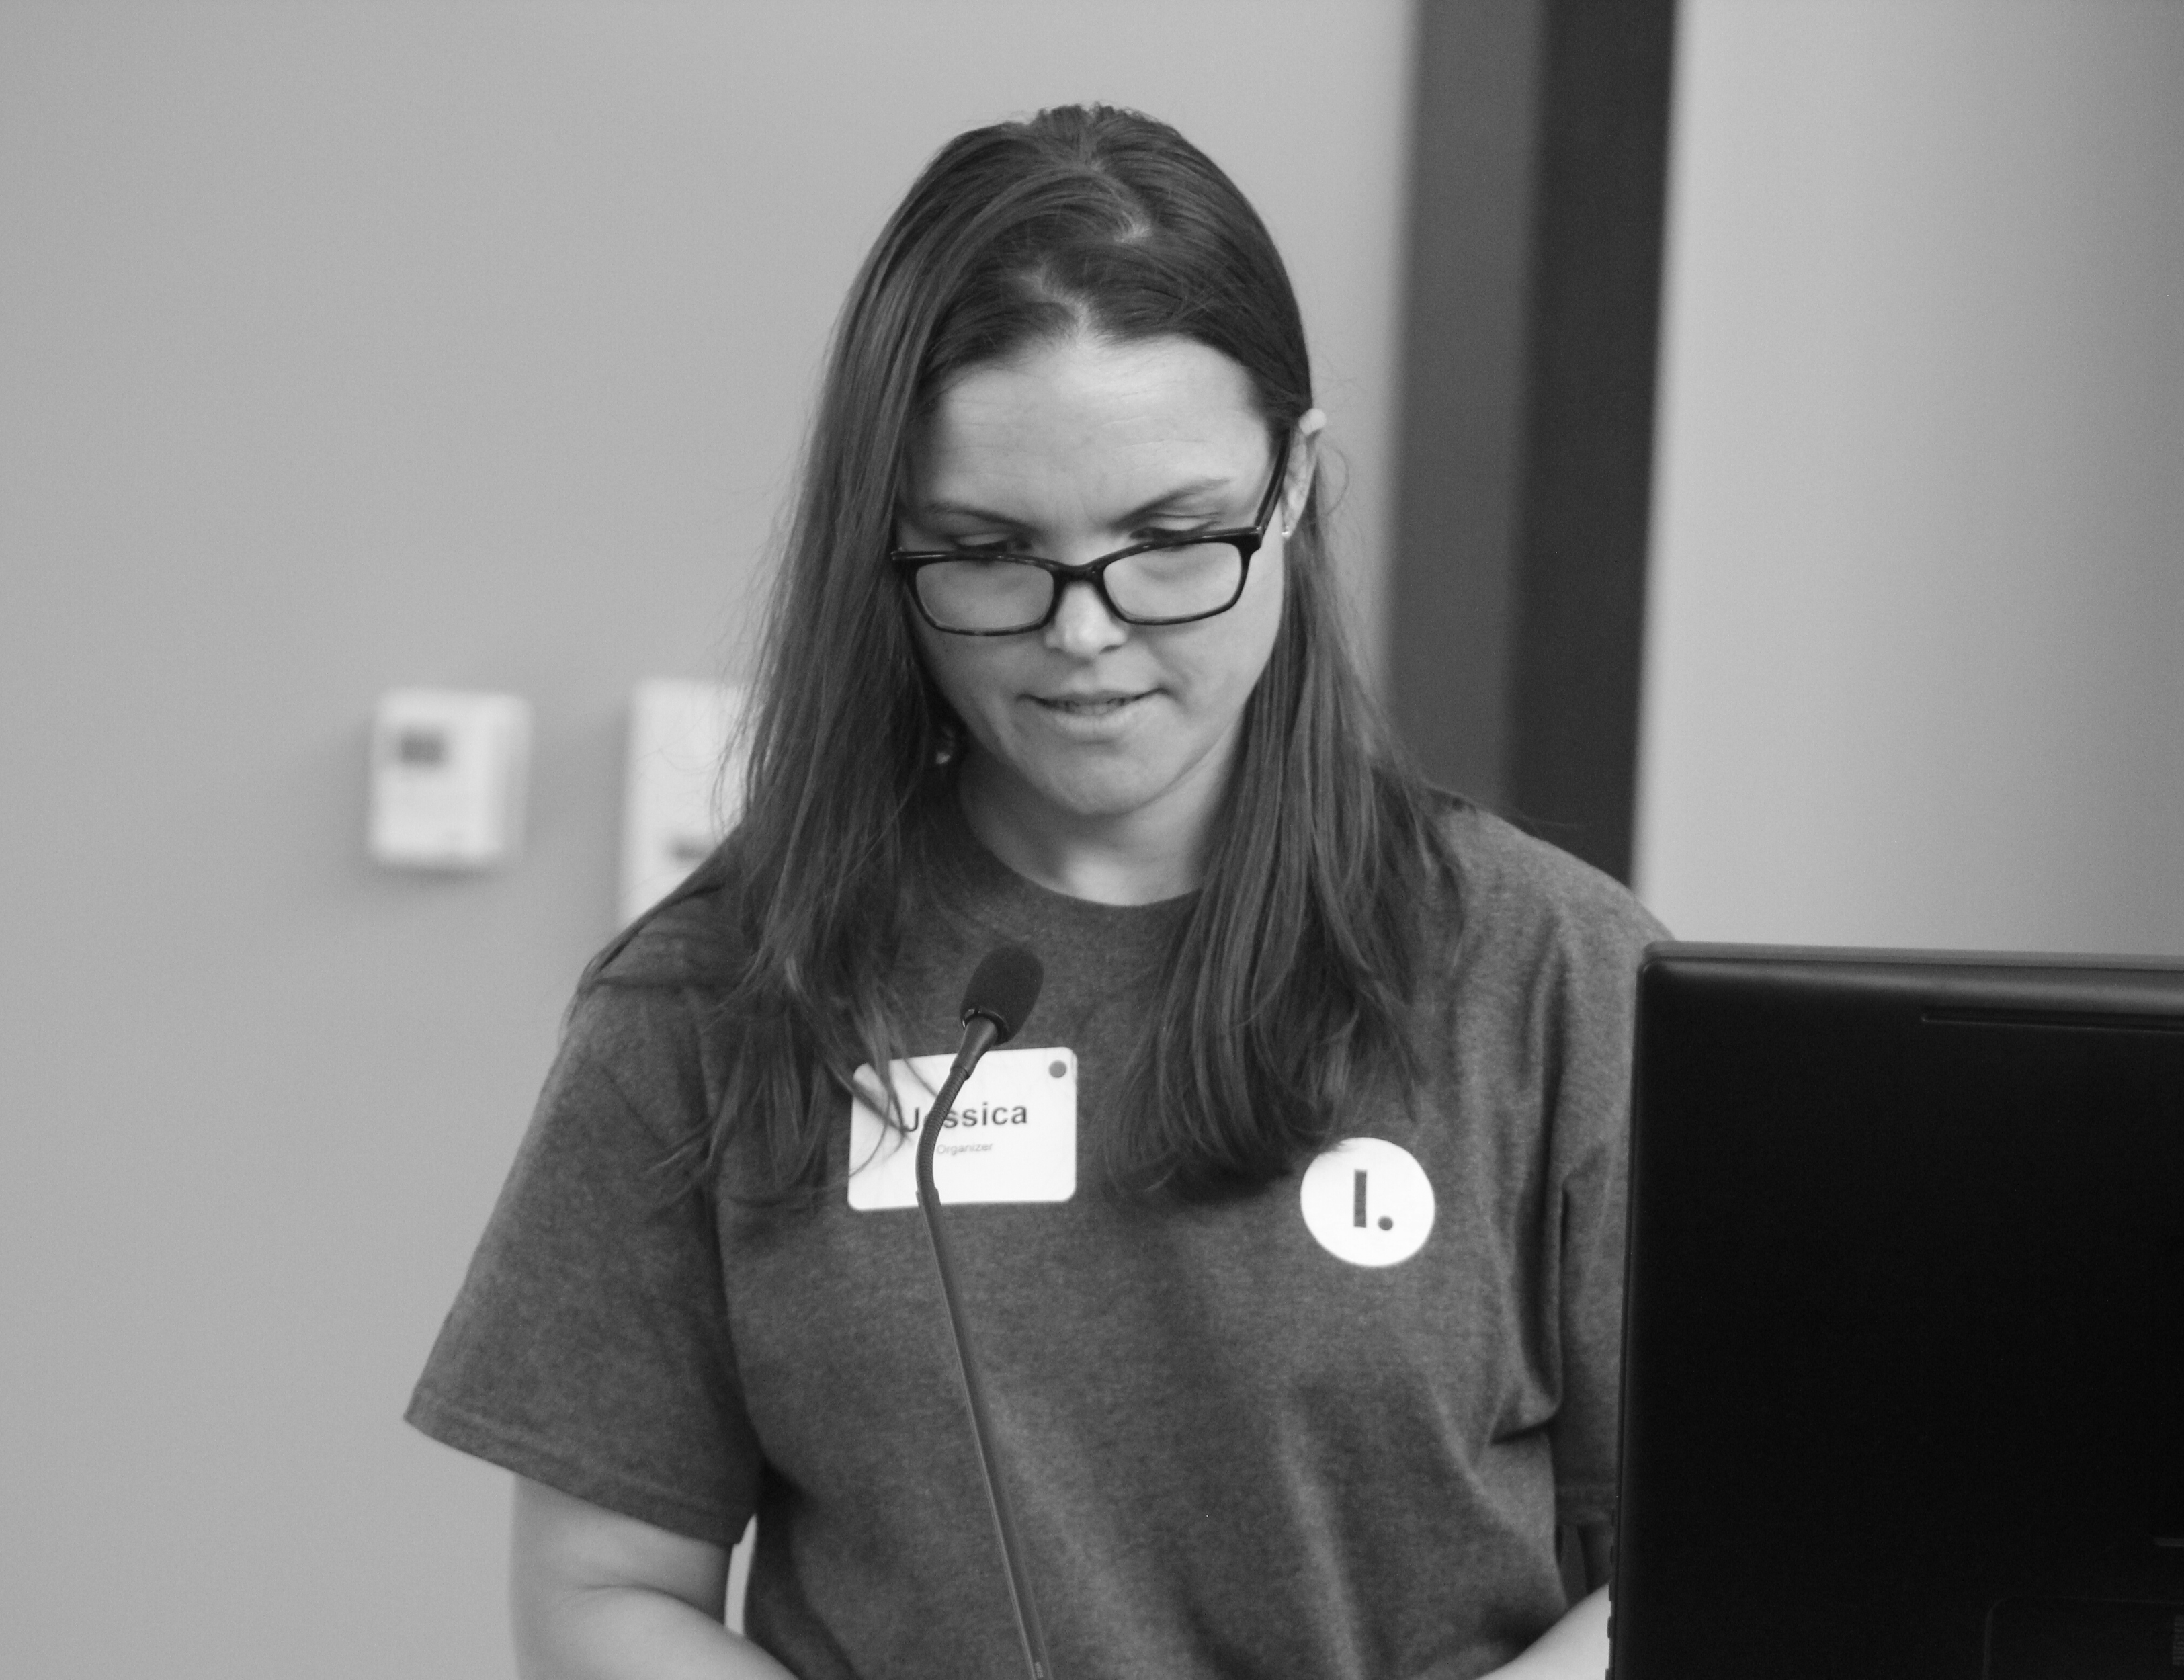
912, 475, 1243, 531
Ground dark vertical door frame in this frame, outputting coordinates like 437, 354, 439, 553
1388, 0, 1677, 884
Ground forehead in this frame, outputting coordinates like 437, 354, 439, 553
914, 335, 1268, 503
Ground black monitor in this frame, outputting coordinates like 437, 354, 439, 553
1613, 944, 2184, 1680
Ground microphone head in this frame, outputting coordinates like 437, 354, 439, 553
960, 944, 1044, 1046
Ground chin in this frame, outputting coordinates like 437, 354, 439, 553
1027, 766, 1180, 824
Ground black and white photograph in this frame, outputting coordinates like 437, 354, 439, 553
3, 4, 2181, 1677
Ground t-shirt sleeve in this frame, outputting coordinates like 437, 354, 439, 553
1543, 894, 1665, 1531
405, 997, 759, 1546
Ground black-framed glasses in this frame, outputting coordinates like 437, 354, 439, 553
890, 433, 1294, 636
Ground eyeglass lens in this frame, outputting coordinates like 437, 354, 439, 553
914, 543, 1244, 633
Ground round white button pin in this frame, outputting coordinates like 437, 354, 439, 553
1300, 1138, 1435, 1266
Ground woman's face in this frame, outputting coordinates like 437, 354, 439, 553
900, 333, 1317, 864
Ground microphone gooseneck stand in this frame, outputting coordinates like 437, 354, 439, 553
916, 947, 1054, 1680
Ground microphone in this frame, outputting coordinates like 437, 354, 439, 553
956, 943, 1044, 1065
915, 945, 1054, 1680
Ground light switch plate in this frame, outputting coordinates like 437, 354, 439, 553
368, 689, 531, 870
620, 679, 745, 925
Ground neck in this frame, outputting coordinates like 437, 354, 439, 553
953, 754, 1218, 906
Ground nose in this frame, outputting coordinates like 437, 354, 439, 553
1044, 577, 1130, 657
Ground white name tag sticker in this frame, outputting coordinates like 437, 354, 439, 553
847, 1046, 1077, 1211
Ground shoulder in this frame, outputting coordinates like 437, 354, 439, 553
1422, 804, 1665, 1171
1432, 799, 1668, 1001
558, 871, 751, 1140
597, 881, 747, 989
587, 812, 787, 1000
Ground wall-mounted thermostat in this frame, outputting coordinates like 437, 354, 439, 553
368, 689, 531, 870
620, 679, 745, 925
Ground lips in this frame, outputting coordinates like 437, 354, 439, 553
1030, 689, 1150, 715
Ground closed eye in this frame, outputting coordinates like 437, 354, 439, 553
1135, 523, 1245, 547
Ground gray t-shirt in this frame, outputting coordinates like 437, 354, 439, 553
408, 800, 1664, 1680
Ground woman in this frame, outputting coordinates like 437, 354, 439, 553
410, 105, 1661, 1680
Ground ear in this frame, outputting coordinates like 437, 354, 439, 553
1281, 409, 1329, 537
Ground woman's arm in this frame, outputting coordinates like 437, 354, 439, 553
1476, 1590, 1616, 1677
511, 1477, 798, 1680
1480, 1585, 1610, 1680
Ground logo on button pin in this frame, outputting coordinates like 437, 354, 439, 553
1300, 1138, 1435, 1266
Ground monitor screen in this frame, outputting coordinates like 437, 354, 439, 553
1613, 945, 2184, 1680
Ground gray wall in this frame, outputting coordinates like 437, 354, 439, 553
1636, 0, 2184, 953
0, 5, 1413, 1675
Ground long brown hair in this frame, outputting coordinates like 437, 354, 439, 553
592, 105, 1456, 1200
